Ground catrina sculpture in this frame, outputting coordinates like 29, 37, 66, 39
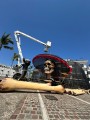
43, 60, 89, 95
0, 54, 89, 95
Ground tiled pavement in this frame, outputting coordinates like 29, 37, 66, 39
0, 90, 90, 120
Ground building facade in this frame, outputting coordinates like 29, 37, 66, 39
65, 59, 90, 79
0, 64, 16, 77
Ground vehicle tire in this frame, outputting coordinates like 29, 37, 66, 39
13, 73, 21, 80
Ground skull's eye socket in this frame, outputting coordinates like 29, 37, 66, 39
44, 63, 51, 66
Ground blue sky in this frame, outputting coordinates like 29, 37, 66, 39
0, 0, 90, 66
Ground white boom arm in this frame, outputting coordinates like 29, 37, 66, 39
15, 31, 51, 46
14, 30, 51, 65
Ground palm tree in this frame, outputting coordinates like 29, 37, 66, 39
11, 53, 20, 67
0, 32, 14, 50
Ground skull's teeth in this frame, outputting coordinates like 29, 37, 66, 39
44, 68, 49, 70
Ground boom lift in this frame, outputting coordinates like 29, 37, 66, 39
14, 30, 51, 65
13, 30, 51, 80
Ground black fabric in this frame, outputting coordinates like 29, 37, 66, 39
18, 59, 31, 80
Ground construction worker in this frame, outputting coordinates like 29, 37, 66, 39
18, 58, 31, 80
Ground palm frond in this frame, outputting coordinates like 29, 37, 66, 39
1, 33, 13, 45
1, 32, 10, 38
3, 46, 14, 50
12, 53, 20, 61
7, 39, 14, 44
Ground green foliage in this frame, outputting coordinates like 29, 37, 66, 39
0, 32, 14, 50
12, 53, 20, 61
11, 53, 20, 67
3, 46, 14, 50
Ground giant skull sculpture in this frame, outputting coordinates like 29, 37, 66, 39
44, 60, 55, 85
44, 60, 55, 75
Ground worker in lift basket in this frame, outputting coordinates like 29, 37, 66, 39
18, 58, 31, 80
